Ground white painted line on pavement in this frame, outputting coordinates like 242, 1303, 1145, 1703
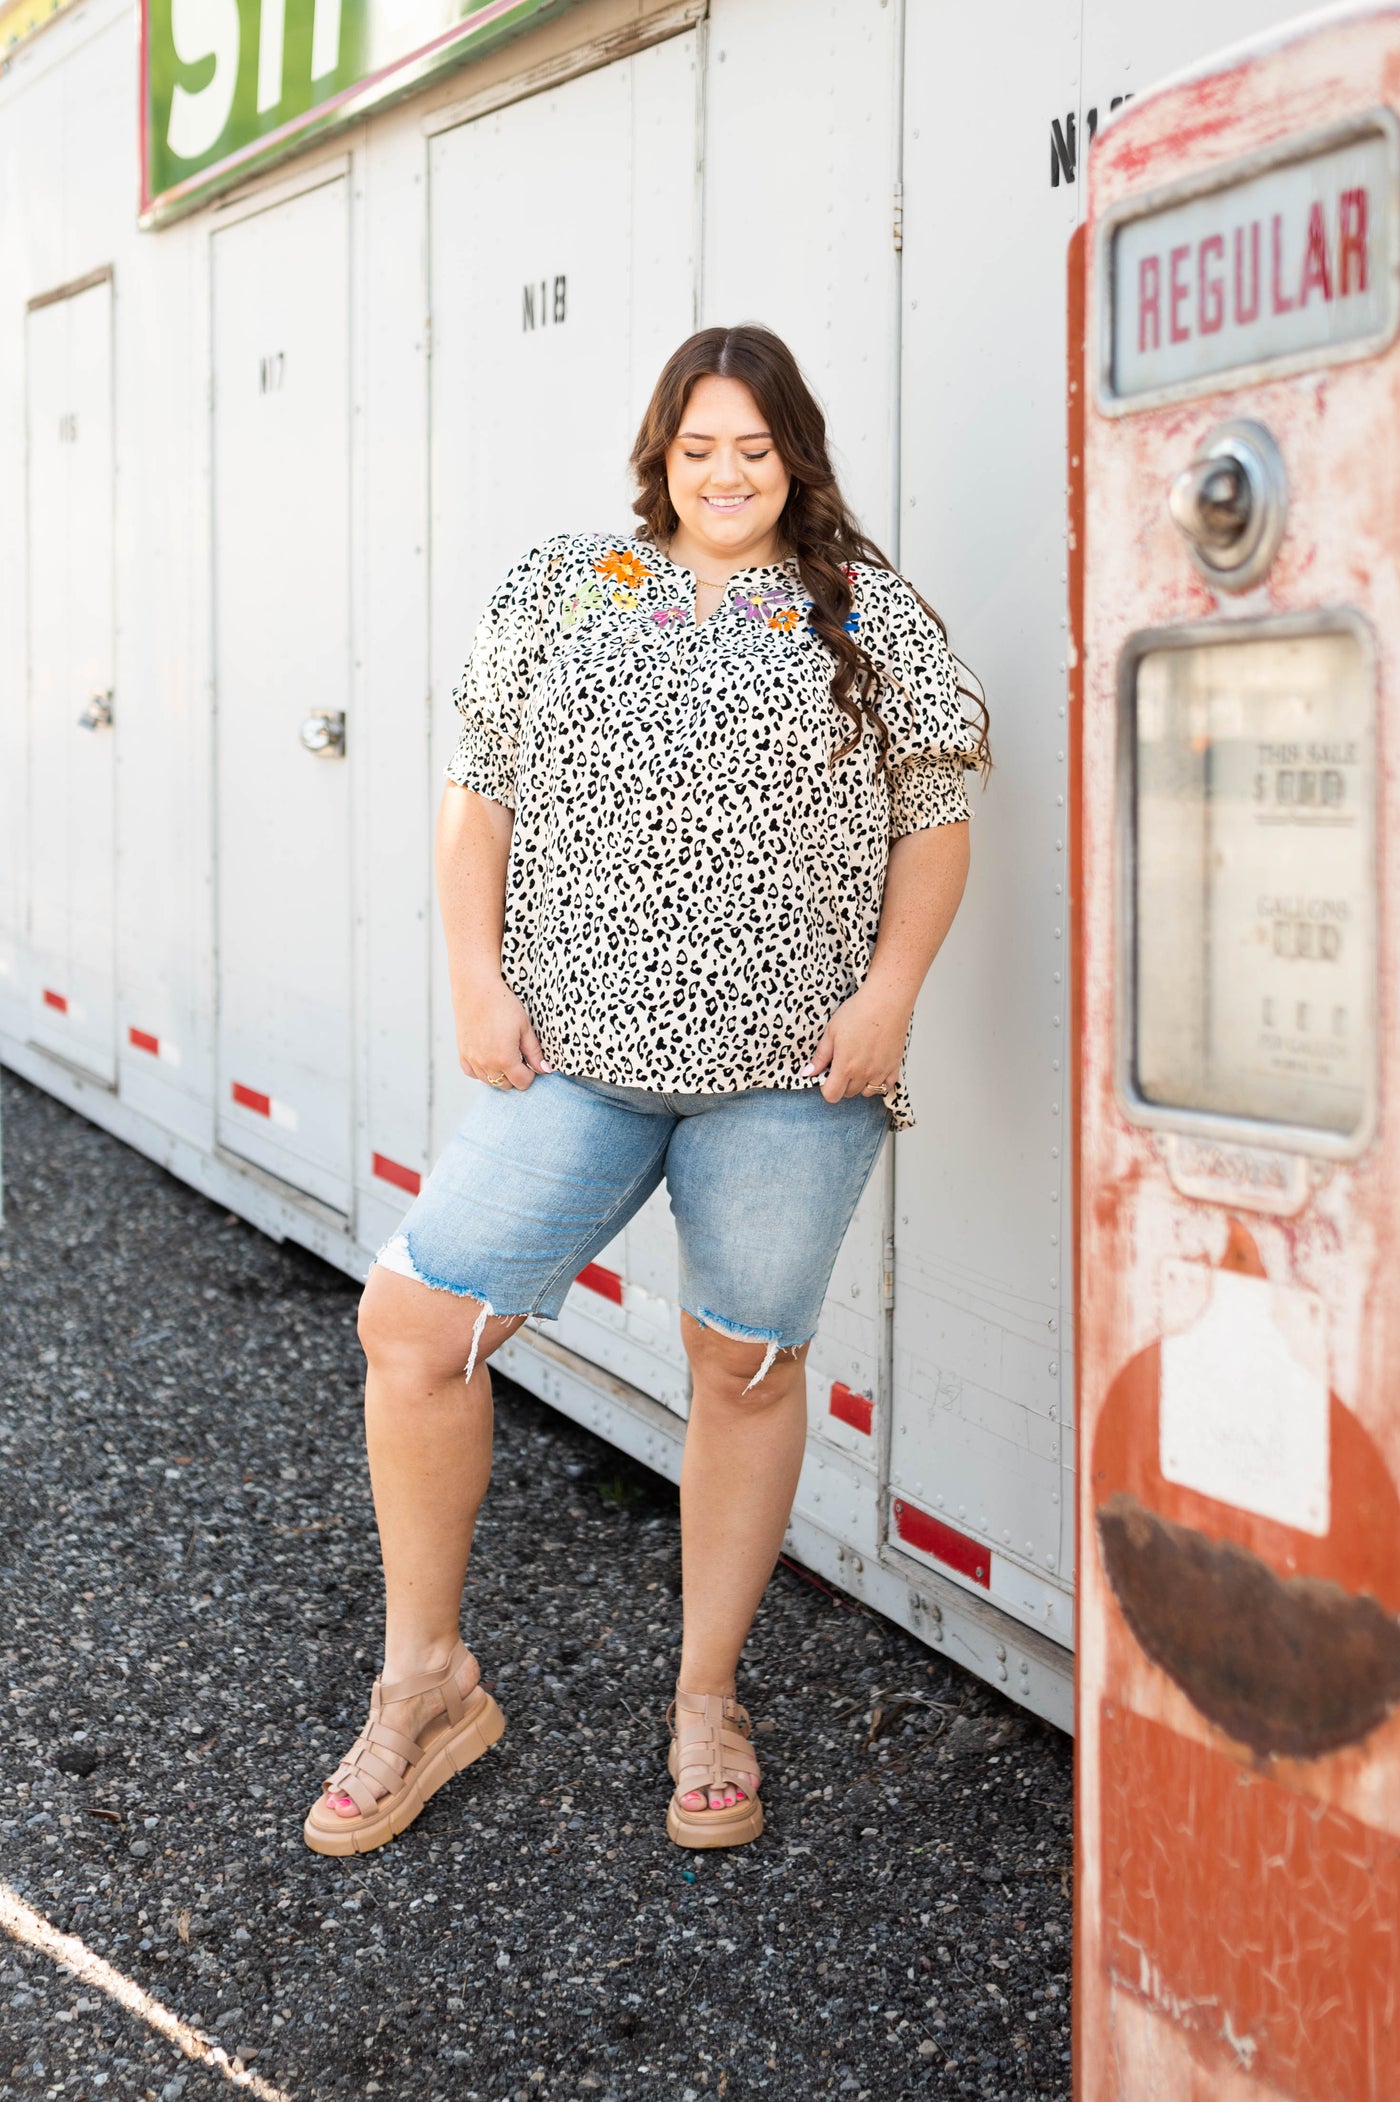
0, 1880, 294, 2102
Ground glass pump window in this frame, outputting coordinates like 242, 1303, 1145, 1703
1132, 628, 1373, 1139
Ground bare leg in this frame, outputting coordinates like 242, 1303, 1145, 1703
322, 1266, 526, 1816
675, 1311, 812, 1810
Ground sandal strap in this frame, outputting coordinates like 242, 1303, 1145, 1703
326, 1768, 380, 1818
378, 1640, 470, 1711
669, 1689, 761, 1798
321, 1643, 472, 1809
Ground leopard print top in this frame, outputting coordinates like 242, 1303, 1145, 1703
444, 531, 976, 1132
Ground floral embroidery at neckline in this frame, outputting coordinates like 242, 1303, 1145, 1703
570, 540, 809, 633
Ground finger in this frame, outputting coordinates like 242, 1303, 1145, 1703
801, 1032, 834, 1078
520, 1026, 554, 1075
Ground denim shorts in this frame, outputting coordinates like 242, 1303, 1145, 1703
375, 1072, 888, 1381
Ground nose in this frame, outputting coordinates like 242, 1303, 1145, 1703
706, 447, 747, 488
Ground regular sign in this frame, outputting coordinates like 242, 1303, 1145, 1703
140, 0, 577, 225
1105, 119, 1400, 404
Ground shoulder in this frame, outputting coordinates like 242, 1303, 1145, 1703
483, 531, 628, 624
847, 563, 949, 652
495, 530, 602, 588
848, 562, 931, 616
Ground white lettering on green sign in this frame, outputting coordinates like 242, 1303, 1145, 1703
142, 0, 575, 226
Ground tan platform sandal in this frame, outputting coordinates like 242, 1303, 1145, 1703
303, 1639, 505, 1857
665, 1688, 764, 1849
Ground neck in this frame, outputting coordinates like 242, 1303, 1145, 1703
665, 523, 785, 578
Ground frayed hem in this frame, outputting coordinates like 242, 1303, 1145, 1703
463, 1296, 493, 1384
687, 1304, 812, 1392
372, 1234, 535, 1383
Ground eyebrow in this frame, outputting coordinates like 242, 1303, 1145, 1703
678, 430, 772, 442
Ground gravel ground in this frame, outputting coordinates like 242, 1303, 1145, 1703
0, 1068, 1073, 2102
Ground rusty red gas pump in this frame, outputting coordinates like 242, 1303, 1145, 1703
1075, 5, 1400, 2094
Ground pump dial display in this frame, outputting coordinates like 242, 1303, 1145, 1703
1131, 624, 1374, 1143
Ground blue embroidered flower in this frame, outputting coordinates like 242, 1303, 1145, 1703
801, 599, 861, 636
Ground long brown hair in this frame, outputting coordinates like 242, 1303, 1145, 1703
629, 324, 990, 775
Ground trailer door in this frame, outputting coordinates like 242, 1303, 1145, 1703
888, 3, 1084, 1656
211, 177, 353, 1214
26, 274, 116, 1086
428, 31, 699, 1410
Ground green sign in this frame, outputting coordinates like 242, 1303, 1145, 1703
140, 0, 575, 225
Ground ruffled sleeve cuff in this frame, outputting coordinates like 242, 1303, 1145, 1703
445, 720, 518, 810
888, 750, 973, 840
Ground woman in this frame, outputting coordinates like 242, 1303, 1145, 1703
304, 324, 987, 1857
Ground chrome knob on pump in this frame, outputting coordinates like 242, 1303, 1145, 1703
1167, 419, 1287, 592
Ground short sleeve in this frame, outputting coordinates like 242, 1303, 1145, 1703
444, 537, 568, 808
857, 568, 979, 840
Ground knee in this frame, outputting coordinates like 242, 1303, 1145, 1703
356, 1268, 411, 1368
357, 1267, 515, 1385
684, 1314, 809, 1405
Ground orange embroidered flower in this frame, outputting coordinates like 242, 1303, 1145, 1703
593, 549, 651, 589
767, 606, 800, 632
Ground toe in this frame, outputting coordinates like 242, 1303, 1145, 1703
681, 1789, 708, 1810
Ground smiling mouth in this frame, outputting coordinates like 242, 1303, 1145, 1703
702, 495, 752, 510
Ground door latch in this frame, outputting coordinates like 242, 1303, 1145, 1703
299, 710, 346, 757
77, 690, 113, 731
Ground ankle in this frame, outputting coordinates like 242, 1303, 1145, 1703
381, 1635, 468, 1683
676, 1674, 738, 1699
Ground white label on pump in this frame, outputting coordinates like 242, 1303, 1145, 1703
1159, 1264, 1329, 1535
1111, 128, 1397, 398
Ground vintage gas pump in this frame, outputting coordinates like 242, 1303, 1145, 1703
1076, 6, 1400, 2095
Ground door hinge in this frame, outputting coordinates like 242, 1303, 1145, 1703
882, 1228, 896, 1310
892, 181, 904, 254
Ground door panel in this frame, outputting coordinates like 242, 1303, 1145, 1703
428, 34, 699, 1407
892, 0, 1089, 1635
27, 277, 116, 1085
891, 0, 1317, 1635
212, 179, 353, 1213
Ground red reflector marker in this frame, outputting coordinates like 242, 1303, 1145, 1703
231, 1082, 271, 1117
42, 989, 68, 1013
892, 1500, 990, 1587
129, 1027, 160, 1056
372, 1152, 422, 1196
576, 1261, 623, 1303
829, 1382, 873, 1434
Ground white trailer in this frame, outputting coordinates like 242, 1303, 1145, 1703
0, 0, 1305, 1731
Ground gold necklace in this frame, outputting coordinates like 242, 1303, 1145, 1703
693, 572, 729, 590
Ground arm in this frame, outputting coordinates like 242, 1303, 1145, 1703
864, 819, 970, 1011
436, 782, 553, 1089
804, 820, 970, 1103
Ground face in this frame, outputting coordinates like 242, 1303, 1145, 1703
663, 375, 792, 568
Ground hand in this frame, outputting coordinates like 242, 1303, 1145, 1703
800, 985, 911, 1104
454, 973, 554, 1090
